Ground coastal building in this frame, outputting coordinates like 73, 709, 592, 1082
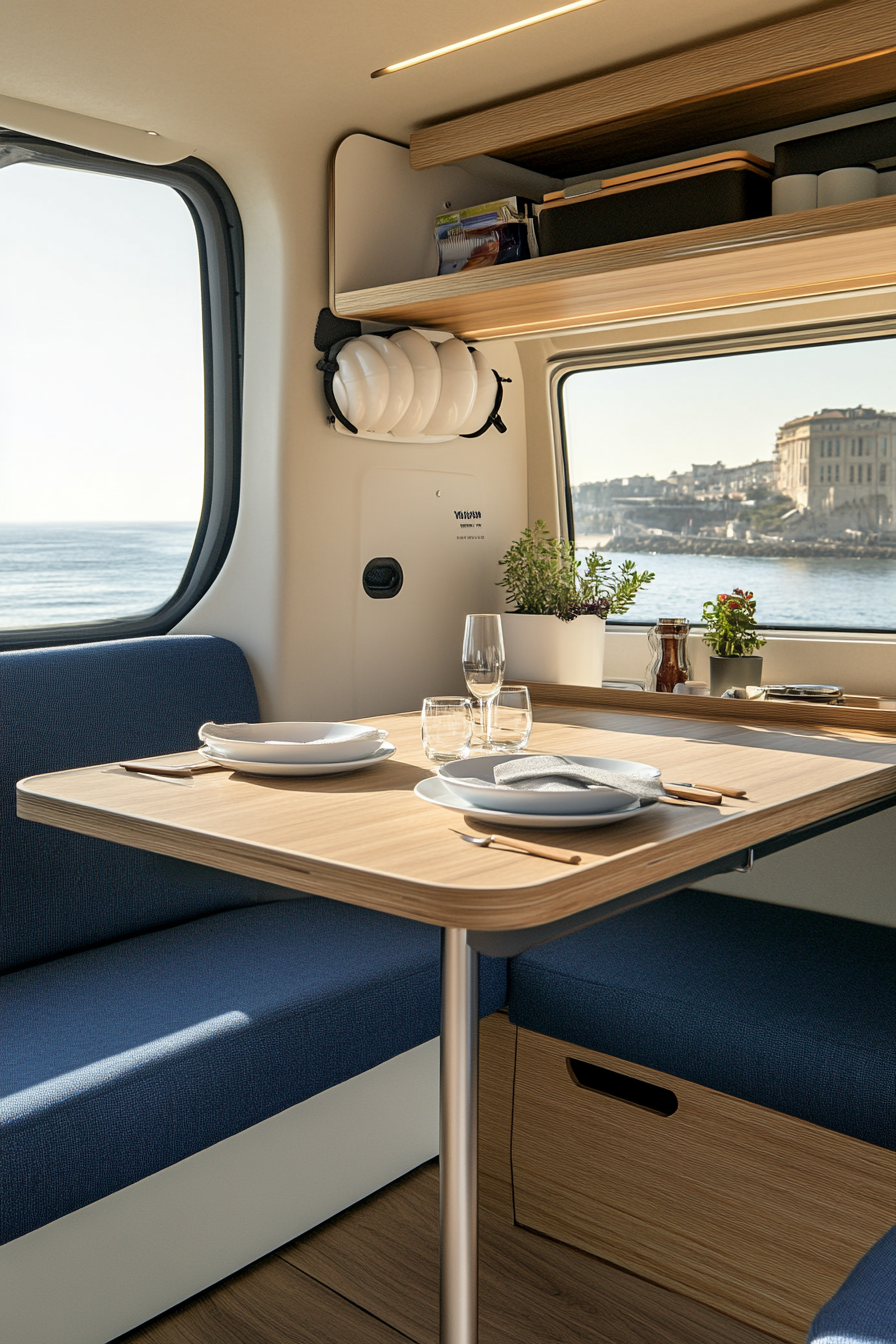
775, 406, 896, 525
667, 460, 776, 497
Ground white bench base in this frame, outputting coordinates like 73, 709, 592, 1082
1, 1037, 439, 1344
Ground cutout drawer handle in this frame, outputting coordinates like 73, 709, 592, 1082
567, 1058, 678, 1117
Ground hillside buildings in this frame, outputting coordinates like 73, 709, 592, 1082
571, 407, 895, 546
775, 406, 895, 525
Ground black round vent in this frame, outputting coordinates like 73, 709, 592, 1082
362, 557, 403, 599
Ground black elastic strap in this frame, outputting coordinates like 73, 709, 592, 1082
316, 350, 358, 434
460, 372, 511, 438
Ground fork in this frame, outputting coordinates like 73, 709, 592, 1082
450, 829, 582, 864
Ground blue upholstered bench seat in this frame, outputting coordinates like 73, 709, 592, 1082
808, 1225, 896, 1342
508, 889, 895, 1149
2, 896, 507, 1243
1, 634, 508, 1249
2, 635, 286, 973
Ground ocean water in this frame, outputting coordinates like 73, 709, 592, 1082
598, 550, 896, 631
0, 522, 199, 629
1, 523, 894, 633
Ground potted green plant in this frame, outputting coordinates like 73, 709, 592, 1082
702, 588, 767, 696
497, 520, 653, 686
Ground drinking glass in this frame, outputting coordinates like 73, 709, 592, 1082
421, 697, 474, 762
462, 614, 506, 749
487, 685, 532, 752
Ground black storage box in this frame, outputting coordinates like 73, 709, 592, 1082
775, 117, 896, 177
537, 152, 772, 256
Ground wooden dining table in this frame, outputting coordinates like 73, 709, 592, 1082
17, 703, 896, 1344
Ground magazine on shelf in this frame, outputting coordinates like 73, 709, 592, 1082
434, 197, 538, 275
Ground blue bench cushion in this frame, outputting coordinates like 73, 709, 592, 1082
808, 1225, 896, 1343
508, 890, 895, 1149
2, 635, 289, 972
1, 897, 507, 1243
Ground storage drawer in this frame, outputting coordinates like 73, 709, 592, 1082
538, 159, 771, 255
511, 1027, 895, 1344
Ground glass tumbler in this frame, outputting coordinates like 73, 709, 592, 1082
487, 685, 532, 752
421, 697, 474, 762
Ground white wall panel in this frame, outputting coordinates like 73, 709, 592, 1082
696, 807, 896, 926
354, 466, 500, 715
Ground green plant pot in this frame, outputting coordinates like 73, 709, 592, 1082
709, 655, 764, 697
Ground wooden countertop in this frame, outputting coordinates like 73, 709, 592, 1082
16, 708, 896, 931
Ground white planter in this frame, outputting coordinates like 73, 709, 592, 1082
501, 613, 606, 687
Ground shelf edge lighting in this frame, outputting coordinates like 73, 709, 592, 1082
371, 0, 608, 78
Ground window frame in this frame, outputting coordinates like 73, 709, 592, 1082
0, 132, 244, 650
551, 316, 896, 637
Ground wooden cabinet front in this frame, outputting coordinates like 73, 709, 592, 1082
510, 1027, 895, 1343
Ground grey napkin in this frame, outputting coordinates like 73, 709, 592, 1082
461, 755, 665, 801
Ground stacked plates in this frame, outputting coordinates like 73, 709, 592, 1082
764, 684, 843, 704
414, 754, 661, 829
198, 721, 395, 776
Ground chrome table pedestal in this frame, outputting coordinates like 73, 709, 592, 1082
440, 928, 479, 1344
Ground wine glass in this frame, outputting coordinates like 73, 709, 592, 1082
462, 614, 505, 750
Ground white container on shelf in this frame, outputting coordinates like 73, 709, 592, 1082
772, 174, 818, 214
817, 166, 878, 207
501, 613, 606, 687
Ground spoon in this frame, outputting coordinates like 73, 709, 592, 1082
450, 829, 582, 864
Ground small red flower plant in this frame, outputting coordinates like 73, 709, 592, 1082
701, 587, 766, 658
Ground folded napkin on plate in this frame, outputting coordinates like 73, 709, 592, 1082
201, 723, 384, 745
484, 754, 665, 800
263, 728, 385, 745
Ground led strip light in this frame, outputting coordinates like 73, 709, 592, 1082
371, 0, 608, 78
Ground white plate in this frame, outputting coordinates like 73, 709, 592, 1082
389, 330, 441, 436
198, 721, 388, 764
415, 776, 656, 828
332, 338, 390, 432
437, 754, 660, 815
360, 334, 415, 433
200, 742, 396, 776
423, 338, 477, 434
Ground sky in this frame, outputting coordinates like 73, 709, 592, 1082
562, 338, 896, 486
3, 160, 894, 518
0, 162, 205, 522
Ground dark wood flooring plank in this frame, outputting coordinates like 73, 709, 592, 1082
280, 1161, 783, 1344
116, 1252, 410, 1344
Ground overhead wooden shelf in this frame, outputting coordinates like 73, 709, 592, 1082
333, 197, 896, 340
409, 0, 896, 177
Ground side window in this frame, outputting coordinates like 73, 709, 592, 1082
0, 140, 242, 647
559, 335, 896, 633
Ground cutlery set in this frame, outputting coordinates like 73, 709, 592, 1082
120, 757, 223, 778
448, 774, 749, 862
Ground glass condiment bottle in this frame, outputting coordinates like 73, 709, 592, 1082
646, 618, 693, 693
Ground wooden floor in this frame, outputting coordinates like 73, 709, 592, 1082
118, 1161, 785, 1344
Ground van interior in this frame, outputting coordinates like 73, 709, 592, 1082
1, 2, 894, 1342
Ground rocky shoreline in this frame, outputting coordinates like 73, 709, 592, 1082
610, 536, 896, 561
